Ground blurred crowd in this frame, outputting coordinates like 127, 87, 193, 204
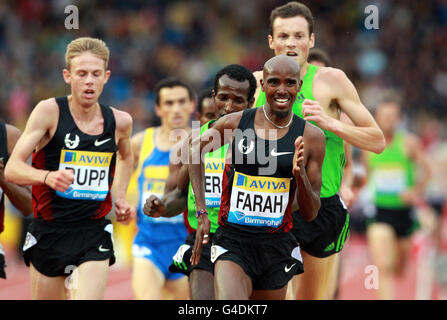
0, 0, 446, 134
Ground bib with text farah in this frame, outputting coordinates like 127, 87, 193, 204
228, 171, 291, 228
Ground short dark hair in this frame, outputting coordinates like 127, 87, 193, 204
308, 48, 332, 67
154, 77, 194, 105
213, 64, 257, 101
374, 89, 403, 116
269, 2, 314, 37
197, 88, 213, 114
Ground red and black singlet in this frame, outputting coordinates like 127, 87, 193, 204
219, 108, 305, 234
32, 97, 118, 223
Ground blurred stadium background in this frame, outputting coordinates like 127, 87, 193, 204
0, 0, 446, 299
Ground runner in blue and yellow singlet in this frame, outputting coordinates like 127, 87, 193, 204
130, 78, 194, 300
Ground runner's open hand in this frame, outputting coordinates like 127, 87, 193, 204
191, 214, 211, 265
292, 136, 305, 177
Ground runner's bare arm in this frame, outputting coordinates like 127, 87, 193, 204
189, 112, 241, 265
293, 122, 325, 221
5, 99, 74, 191
112, 108, 133, 223
400, 133, 432, 205
190, 112, 240, 213
304, 68, 385, 153
338, 113, 355, 207
159, 137, 191, 216
339, 142, 354, 207
130, 131, 144, 169
0, 125, 32, 215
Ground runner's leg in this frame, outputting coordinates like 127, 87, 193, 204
214, 260, 252, 300
132, 257, 164, 299
190, 269, 215, 300
70, 259, 109, 300
30, 263, 66, 300
294, 252, 337, 300
367, 223, 397, 300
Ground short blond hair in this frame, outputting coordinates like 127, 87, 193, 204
65, 37, 110, 70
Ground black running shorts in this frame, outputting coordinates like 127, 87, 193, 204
169, 231, 214, 276
23, 218, 115, 277
367, 206, 418, 238
211, 227, 303, 290
291, 194, 350, 258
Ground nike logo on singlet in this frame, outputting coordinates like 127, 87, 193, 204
98, 245, 110, 252
271, 148, 293, 157
284, 263, 296, 273
94, 138, 112, 147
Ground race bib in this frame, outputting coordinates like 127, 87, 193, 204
228, 171, 291, 228
57, 150, 113, 201
374, 167, 406, 194
204, 157, 225, 208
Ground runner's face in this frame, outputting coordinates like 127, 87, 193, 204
156, 86, 194, 130
269, 16, 315, 66
213, 75, 251, 118
375, 102, 401, 135
64, 51, 110, 107
197, 97, 217, 126
261, 66, 299, 118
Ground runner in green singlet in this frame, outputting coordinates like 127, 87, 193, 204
364, 95, 431, 300
302, 48, 355, 300
253, 2, 385, 300
143, 64, 257, 299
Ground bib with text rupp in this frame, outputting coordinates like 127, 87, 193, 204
228, 171, 291, 228
57, 149, 113, 201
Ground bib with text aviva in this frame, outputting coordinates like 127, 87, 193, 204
57, 150, 113, 201
204, 157, 225, 208
228, 171, 291, 228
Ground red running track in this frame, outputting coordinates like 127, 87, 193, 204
0, 232, 442, 300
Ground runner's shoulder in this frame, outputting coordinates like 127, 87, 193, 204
222, 110, 245, 128
315, 66, 352, 89
33, 97, 59, 114
304, 121, 325, 144
111, 107, 132, 130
